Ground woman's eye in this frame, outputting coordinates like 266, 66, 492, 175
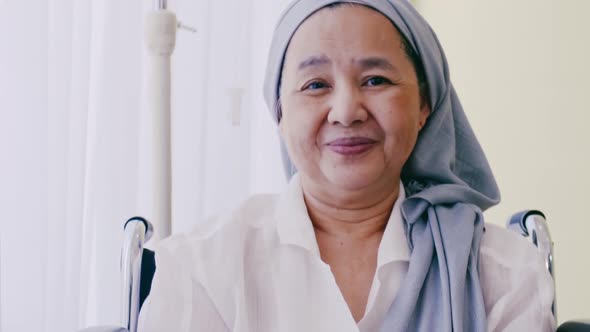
304, 81, 326, 91
364, 76, 391, 87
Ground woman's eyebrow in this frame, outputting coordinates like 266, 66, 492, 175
298, 55, 331, 71
356, 57, 397, 72
297, 55, 398, 72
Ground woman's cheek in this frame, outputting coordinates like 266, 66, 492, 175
302, 125, 320, 158
384, 121, 419, 162
285, 120, 316, 167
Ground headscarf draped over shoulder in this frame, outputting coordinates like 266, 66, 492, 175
263, 1, 500, 331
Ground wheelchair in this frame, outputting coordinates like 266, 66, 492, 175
80, 211, 590, 332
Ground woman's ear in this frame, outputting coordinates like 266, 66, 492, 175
418, 102, 431, 130
277, 101, 285, 135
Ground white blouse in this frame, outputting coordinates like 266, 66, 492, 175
138, 175, 556, 332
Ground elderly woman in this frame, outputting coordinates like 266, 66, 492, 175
139, 0, 555, 331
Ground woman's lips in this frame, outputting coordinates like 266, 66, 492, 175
326, 137, 377, 156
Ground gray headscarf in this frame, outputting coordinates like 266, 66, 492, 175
263, 1, 501, 331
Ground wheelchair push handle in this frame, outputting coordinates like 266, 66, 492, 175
121, 217, 154, 332
507, 210, 557, 323
79, 216, 153, 332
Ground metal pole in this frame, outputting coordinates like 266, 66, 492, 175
139, 1, 177, 244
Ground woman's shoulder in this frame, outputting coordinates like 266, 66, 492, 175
478, 222, 550, 283
478, 223, 555, 331
479, 222, 542, 267
154, 192, 281, 277
190, 192, 280, 240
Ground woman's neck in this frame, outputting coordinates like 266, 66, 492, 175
302, 180, 401, 240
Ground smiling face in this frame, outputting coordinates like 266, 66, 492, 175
279, 4, 429, 199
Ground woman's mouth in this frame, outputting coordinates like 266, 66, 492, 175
326, 137, 377, 156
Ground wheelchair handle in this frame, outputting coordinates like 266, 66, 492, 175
121, 217, 153, 332
507, 210, 557, 323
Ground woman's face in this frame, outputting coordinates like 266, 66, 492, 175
279, 4, 429, 193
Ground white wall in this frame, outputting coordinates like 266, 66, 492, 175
419, 0, 590, 323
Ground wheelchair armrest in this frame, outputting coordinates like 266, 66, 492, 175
79, 326, 128, 332
558, 320, 590, 332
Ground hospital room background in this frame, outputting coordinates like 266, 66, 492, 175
0, 0, 588, 331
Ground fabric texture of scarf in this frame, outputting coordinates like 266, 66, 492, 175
263, 1, 501, 331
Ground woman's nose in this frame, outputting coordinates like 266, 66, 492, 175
327, 86, 368, 127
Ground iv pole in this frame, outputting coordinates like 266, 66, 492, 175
142, 0, 176, 243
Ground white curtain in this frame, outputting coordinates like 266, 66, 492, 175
0, 0, 288, 331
